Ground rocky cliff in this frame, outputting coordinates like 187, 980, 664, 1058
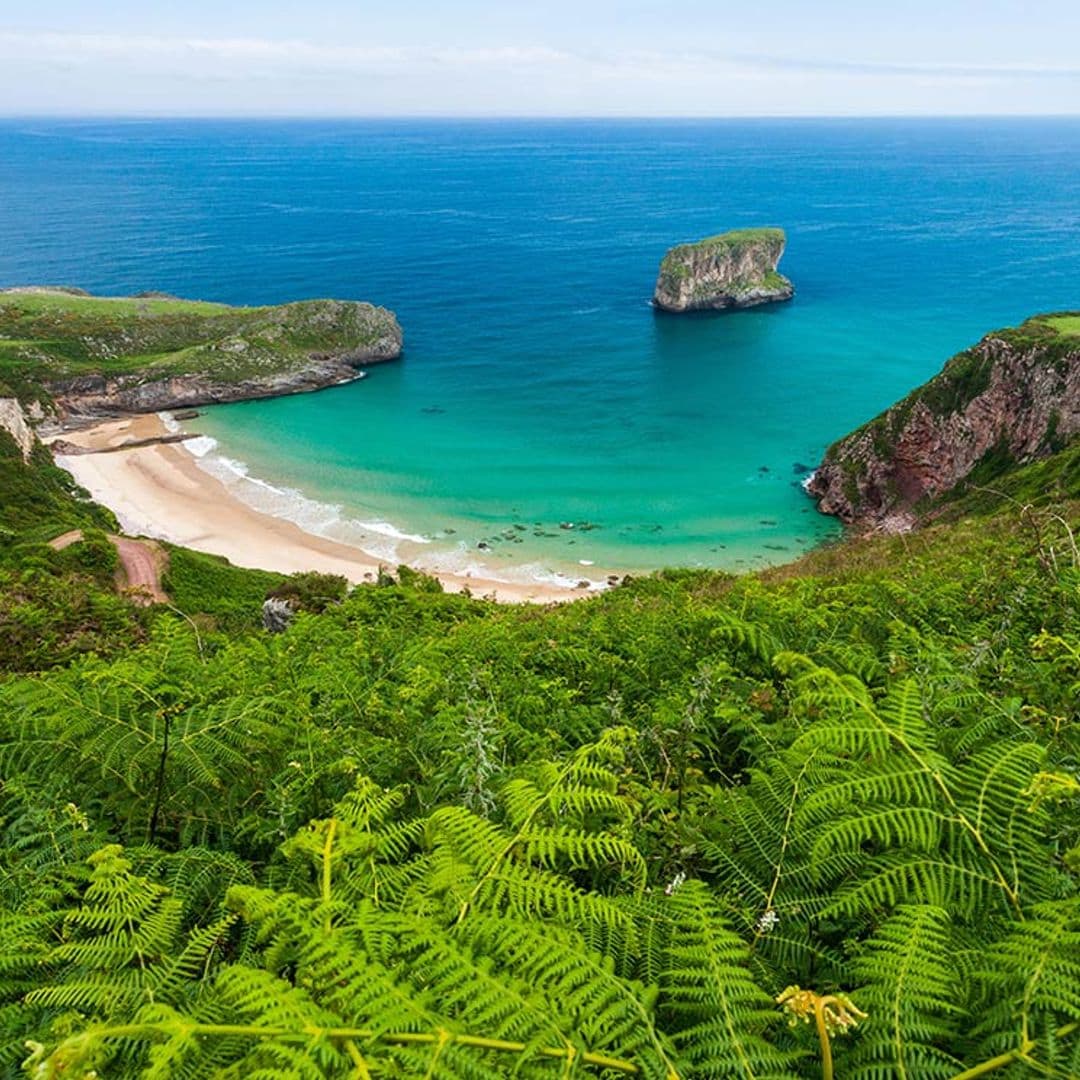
0, 289, 402, 420
653, 227, 794, 313
0, 398, 33, 461
807, 314, 1080, 529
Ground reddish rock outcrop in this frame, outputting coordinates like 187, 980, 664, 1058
807, 317, 1080, 529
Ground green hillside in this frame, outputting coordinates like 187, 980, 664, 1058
1, 416, 1078, 1077
0, 288, 401, 401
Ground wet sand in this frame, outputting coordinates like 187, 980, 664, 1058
49, 414, 589, 604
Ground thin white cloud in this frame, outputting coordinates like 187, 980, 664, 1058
2, 30, 1077, 82
0, 31, 574, 71
738, 52, 1080, 80
1, 29, 1077, 116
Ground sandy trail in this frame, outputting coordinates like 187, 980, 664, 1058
48, 528, 170, 605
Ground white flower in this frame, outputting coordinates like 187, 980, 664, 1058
664, 871, 687, 896
757, 908, 780, 933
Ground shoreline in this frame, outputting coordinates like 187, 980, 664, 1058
48, 414, 602, 605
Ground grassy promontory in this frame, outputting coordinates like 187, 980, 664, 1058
0, 287, 402, 411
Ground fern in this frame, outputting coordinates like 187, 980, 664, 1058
844, 905, 964, 1079
661, 880, 801, 1078
5, 484, 1080, 1079
965, 898, 1080, 1075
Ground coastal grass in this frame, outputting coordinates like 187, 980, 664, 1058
0, 289, 399, 400
0, 290, 240, 318
1045, 313, 1080, 339
695, 225, 785, 248
659, 226, 785, 271
998, 310, 1080, 358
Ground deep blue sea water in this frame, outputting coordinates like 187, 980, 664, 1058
2, 118, 1079, 583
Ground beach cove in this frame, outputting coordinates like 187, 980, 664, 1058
5, 117, 1080, 580
50, 414, 595, 603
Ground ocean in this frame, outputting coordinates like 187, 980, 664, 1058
2, 117, 1079, 584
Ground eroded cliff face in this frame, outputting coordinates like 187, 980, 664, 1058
653, 227, 794, 313
49, 350, 396, 417
807, 319, 1080, 529
0, 398, 33, 460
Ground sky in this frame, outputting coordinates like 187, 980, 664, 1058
2, 1, 1079, 117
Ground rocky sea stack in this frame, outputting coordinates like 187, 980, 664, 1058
807, 313, 1080, 530
0, 288, 403, 420
653, 227, 794, 313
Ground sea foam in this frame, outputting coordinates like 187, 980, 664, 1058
168, 415, 436, 566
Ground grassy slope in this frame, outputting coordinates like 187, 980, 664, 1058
2, 428, 1078, 1074
1044, 313, 1080, 337
0, 289, 399, 400
0, 427, 115, 541
0, 428, 150, 670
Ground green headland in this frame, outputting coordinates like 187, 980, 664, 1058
0, 287, 402, 411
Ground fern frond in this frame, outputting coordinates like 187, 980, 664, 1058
661, 880, 801, 1078
844, 904, 964, 1079
969, 897, 1080, 1064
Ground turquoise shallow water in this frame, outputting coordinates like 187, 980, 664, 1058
2, 118, 1079, 582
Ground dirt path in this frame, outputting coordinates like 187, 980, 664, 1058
47, 530, 84, 552
48, 529, 169, 605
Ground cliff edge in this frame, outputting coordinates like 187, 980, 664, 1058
0, 288, 403, 419
807, 313, 1080, 529
653, 227, 794, 313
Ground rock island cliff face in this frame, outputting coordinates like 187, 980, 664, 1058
0, 288, 402, 420
653, 227, 794, 313
807, 314, 1080, 530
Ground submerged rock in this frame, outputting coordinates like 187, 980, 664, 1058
653, 227, 794, 313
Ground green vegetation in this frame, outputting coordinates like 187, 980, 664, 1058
0, 289, 400, 400
1044, 313, 1080, 339
2, 408, 1079, 1076
0, 429, 145, 671
161, 546, 288, 633
1006, 310, 1080, 347
692, 226, 786, 250
658, 227, 784, 271
0, 437, 112, 542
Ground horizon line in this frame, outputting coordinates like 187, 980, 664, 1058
3, 112, 1080, 122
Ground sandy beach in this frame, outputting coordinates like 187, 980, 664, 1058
49, 414, 588, 604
